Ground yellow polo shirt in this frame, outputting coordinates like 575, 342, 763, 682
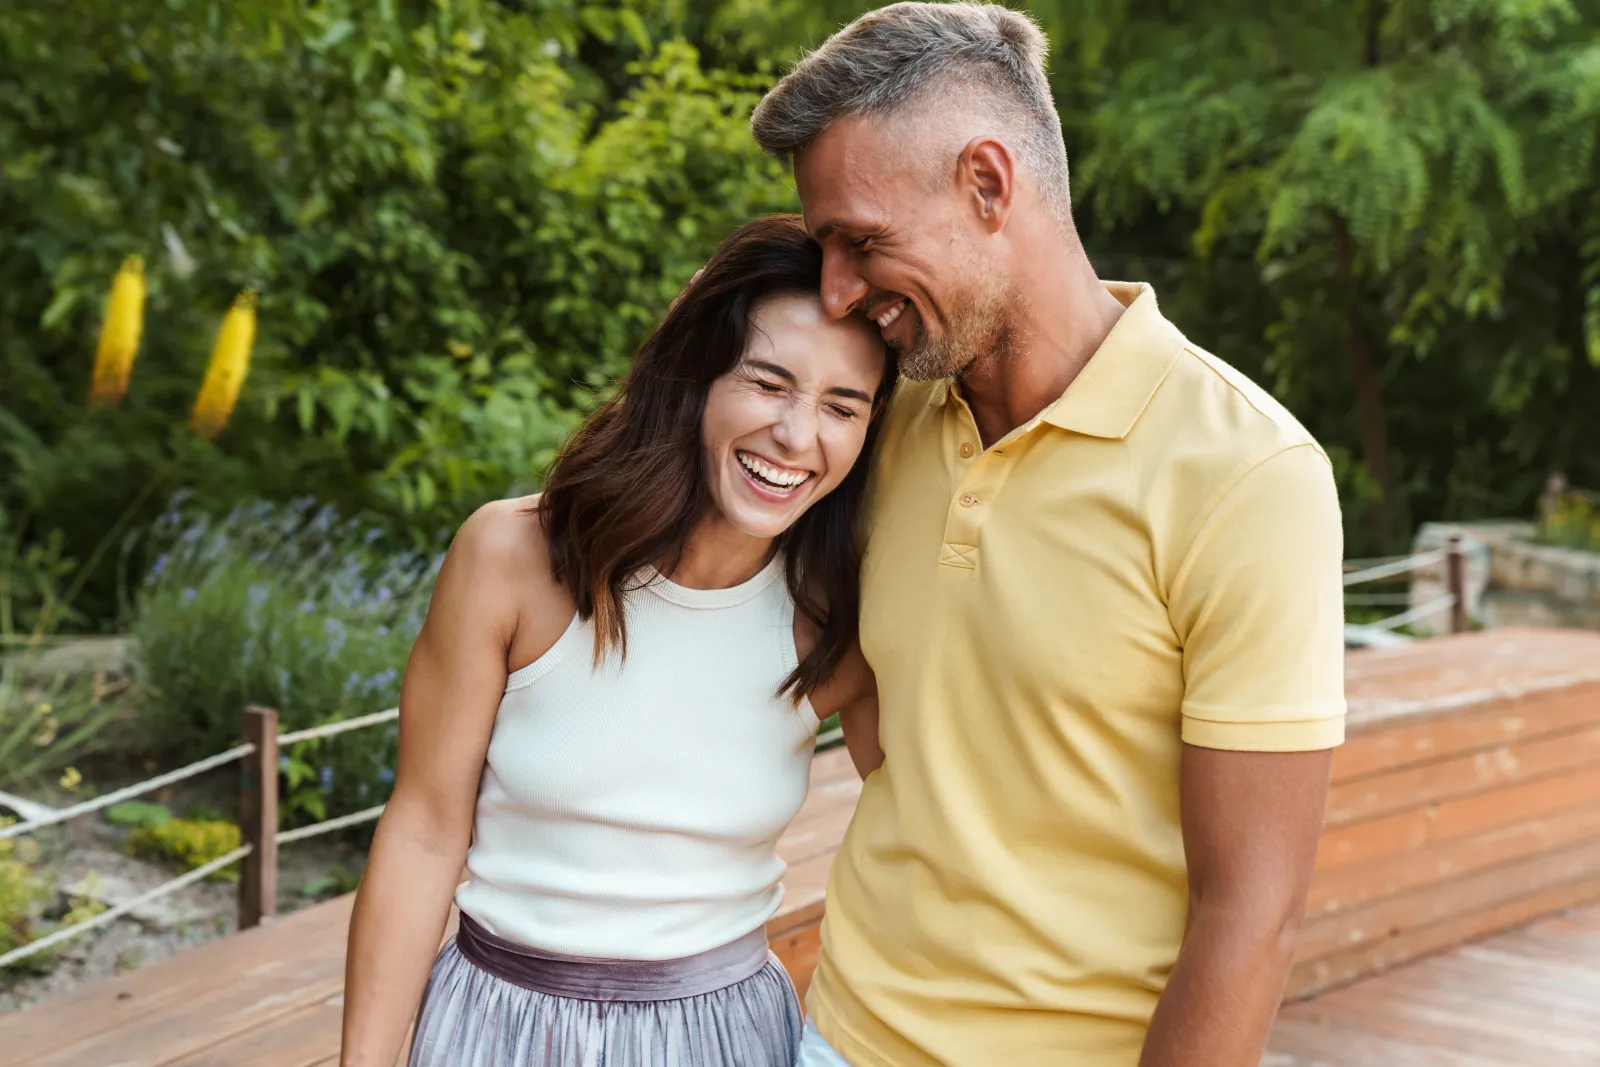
808, 282, 1346, 1066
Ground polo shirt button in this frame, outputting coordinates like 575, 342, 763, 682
959, 443, 975, 459
960, 494, 977, 508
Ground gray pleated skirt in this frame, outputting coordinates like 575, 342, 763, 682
408, 915, 802, 1067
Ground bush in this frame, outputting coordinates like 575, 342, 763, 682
0, 825, 50, 959
0, 652, 126, 792
1540, 491, 1600, 553
130, 498, 434, 823
1, 0, 794, 628
127, 818, 242, 882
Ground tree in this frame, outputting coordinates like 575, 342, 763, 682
1053, 0, 1600, 552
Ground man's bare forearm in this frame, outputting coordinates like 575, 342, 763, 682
1137, 905, 1298, 1067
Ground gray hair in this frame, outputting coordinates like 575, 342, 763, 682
750, 2, 1070, 223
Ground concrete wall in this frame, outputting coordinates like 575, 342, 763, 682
1411, 521, 1600, 634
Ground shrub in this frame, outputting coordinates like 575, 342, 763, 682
1540, 491, 1600, 553
0, 653, 126, 792
0, 824, 50, 959
127, 818, 242, 881
130, 498, 433, 824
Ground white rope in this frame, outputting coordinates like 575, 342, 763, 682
0, 744, 255, 840
1342, 549, 1448, 587
1343, 592, 1416, 606
0, 845, 252, 970
1367, 595, 1457, 633
276, 804, 386, 844
278, 707, 399, 746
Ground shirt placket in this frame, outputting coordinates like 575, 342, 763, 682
939, 400, 1026, 570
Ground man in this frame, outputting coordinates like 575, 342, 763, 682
749, 4, 1346, 1066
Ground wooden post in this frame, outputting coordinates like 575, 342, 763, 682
1447, 534, 1468, 634
239, 706, 279, 930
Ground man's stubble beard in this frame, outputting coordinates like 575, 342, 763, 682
890, 275, 1015, 383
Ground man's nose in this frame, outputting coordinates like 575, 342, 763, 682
820, 247, 869, 322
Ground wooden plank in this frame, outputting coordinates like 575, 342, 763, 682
162, 992, 343, 1067
1297, 836, 1600, 961
1315, 762, 1600, 872
1308, 802, 1600, 916
1265, 1016, 1512, 1067
0, 895, 354, 1067
1273, 902, 1600, 1065
1342, 628, 1600, 739
1287, 872, 1600, 1000
1332, 688, 1600, 783
1326, 721, 1600, 827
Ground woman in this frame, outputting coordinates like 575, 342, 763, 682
340, 215, 891, 1067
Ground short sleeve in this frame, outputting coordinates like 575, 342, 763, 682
1170, 444, 1347, 751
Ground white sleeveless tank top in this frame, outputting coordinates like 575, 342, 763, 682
454, 554, 819, 961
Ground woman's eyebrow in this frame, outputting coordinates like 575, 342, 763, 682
745, 359, 797, 385
747, 359, 872, 404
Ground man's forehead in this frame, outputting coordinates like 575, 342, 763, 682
795, 119, 903, 237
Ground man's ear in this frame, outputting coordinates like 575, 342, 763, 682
959, 136, 1015, 234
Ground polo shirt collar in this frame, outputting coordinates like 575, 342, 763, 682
928, 282, 1184, 441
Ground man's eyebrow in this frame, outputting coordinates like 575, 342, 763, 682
747, 360, 872, 405
810, 219, 841, 241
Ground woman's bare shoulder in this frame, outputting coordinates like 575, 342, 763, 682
451, 495, 548, 578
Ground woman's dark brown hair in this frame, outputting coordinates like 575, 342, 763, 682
538, 214, 896, 700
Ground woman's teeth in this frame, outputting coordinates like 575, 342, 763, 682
737, 451, 811, 494
875, 300, 907, 329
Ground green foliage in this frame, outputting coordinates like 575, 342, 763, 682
0, 655, 125, 791
129, 500, 429, 821
2, 0, 1599, 666
104, 801, 175, 829
1540, 490, 1600, 551
0, 0, 794, 624
1060, 0, 1600, 552
0, 825, 50, 960
127, 818, 242, 881
299, 865, 362, 900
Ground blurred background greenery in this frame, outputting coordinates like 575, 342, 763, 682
1, 0, 1598, 802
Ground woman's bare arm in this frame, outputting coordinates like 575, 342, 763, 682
812, 640, 883, 779
340, 499, 561, 1067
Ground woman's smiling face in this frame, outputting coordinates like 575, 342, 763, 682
700, 292, 886, 540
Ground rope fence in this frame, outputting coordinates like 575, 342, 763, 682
277, 707, 398, 746
1343, 534, 1469, 635
1, 701, 848, 970
0, 744, 255, 840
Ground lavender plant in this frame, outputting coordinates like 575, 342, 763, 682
129, 497, 437, 824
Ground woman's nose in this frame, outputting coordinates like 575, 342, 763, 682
770, 400, 821, 454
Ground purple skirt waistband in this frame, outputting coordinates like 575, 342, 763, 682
454, 914, 773, 1003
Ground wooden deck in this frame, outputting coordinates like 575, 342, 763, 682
5, 627, 1600, 1065
1268, 904, 1600, 1066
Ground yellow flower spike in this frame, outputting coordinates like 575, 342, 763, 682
190, 289, 258, 441
88, 255, 147, 408
59, 766, 82, 791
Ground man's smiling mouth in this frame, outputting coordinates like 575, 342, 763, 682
874, 298, 908, 329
